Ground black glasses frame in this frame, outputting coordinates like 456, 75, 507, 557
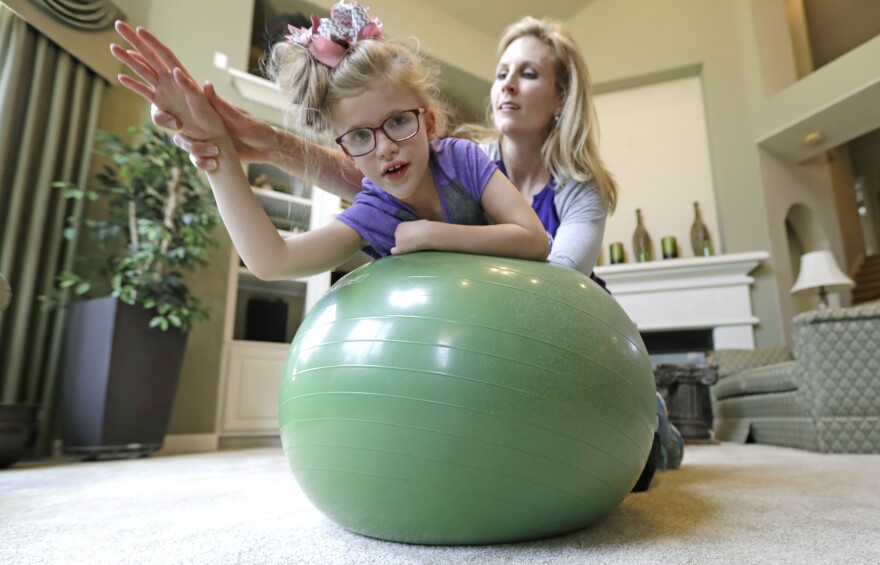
335, 108, 425, 157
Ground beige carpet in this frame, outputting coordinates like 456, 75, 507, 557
2, 442, 878, 564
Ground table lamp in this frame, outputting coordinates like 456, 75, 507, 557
790, 250, 854, 309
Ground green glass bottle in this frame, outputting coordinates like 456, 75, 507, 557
632, 208, 653, 262
690, 201, 714, 256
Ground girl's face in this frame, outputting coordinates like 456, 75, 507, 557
491, 36, 564, 140
331, 84, 435, 203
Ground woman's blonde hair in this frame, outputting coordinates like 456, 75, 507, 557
474, 17, 617, 212
265, 37, 450, 141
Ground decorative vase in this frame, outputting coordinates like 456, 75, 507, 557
690, 201, 714, 256
632, 209, 652, 262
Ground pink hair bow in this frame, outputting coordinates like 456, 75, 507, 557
286, 0, 383, 68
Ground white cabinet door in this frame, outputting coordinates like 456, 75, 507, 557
219, 341, 289, 435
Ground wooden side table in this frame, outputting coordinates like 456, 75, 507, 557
654, 363, 719, 442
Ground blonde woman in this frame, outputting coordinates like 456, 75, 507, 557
474, 16, 616, 278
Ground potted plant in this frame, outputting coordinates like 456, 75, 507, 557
43, 123, 219, 459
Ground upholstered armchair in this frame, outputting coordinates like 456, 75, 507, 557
711, 299, 880, 453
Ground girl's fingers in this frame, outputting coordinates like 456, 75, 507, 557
116, 74, 156, 102
136, 26, 188, 77
114, 21, 166, 74
113, 20, 140, 46
109, 44, 158, 84
128, 51, 154, 72
172, 67, 203, 97
173, 69, 224, 133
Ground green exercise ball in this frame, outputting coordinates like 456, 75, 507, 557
279, 252, 655, 545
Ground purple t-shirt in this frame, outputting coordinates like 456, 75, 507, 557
337, 137, 497, 258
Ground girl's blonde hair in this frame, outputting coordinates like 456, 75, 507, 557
265, 36, 450, 141
469, 16, 617, 212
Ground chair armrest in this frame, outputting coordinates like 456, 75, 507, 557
793, 299, 880, 327
791, 299, 880, 360
712, 347, 792, 379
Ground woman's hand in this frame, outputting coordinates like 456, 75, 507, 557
156, 82, 278, 171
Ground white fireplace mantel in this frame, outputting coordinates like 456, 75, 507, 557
594, 251, 769, 349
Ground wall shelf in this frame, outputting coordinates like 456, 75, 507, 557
216, 160, 341, 439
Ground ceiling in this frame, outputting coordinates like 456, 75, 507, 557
802, 0, 880, 69
256, 0, 592, 120
423, 0, 590, 39
261, 0, 590, 38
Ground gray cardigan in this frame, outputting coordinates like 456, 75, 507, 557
480, 141, 608, 276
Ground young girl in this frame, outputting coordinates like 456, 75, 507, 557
112, 1, 548, 281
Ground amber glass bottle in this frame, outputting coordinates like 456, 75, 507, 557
632, 209, 652, 262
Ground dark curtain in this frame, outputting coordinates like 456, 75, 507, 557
0, 4, 105, 454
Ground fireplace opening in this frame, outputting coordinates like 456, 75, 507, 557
640, 329, 714, 366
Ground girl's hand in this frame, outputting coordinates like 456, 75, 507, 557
391, 220, 434, 255
110, 22, 225, 141
163, 82, 278, 171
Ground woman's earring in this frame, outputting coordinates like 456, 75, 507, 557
553, 114, 561, 126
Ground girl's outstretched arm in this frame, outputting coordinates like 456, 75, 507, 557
120, 51, 363, 280
391, 170, 550, 262
111, 21, 363, 201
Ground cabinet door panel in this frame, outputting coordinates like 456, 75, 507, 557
221, 344, 288, 434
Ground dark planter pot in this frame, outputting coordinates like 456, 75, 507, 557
0, 404, 41, 469
61, 296, 187, 459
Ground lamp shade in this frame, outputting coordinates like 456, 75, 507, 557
790, 250, 854, 294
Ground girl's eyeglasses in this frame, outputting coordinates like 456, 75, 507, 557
335, 108, 425, 157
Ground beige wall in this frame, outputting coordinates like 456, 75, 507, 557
565, 0, 784, 345
594, 76, 720, 262
106, 0, 256, 436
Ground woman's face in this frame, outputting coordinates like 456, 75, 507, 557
491, 36, 563, 140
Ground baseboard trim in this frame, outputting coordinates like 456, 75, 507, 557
218, 435, 282, 450
158, 434, 219, 456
